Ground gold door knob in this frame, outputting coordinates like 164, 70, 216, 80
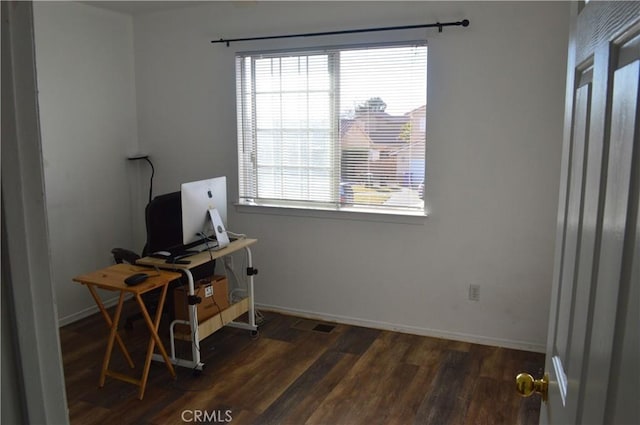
516, 373, 548, 402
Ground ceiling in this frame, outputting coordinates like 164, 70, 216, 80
80, 1, 203, 16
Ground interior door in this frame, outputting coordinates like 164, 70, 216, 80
520, 2, 640, 424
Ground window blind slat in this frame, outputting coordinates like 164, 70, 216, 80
237, 43, 427, 214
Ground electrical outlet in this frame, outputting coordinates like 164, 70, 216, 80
224, 256, 233, 269
468, 284, 480, 302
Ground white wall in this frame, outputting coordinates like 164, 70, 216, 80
133, 1, 569, 350
33, 2, 141, 323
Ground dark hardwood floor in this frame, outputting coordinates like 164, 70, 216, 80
60, 301, 544, 425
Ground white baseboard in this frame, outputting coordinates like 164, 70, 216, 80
59, 299, 546, 353
58, 294, 131, 327
256, 303, 546, 353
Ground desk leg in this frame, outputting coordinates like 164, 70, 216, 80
135, 285, 176, 400
150, 270, 205, 370
185, 270, 203, 369
245, 246, 256, 329
99, 291, 127, 387
224, 246, 258, 333
86, 285, 135, 369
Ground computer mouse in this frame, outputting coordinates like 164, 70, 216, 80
124, 273, 149, 286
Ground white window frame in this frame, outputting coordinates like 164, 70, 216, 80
236, 41, 427, 218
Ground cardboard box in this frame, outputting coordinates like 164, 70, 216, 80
174, 275, 229, 324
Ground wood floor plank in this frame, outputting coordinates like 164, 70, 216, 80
472, 344, 505, 378
221, 334, 328, 413
67, 400, 113, 425
500, 348, 545, 382
61, 310, 544, 425
91, 381, 183, 425
148, 337, 290, 421
257, 312, 306, 342
329, 324, 381, 355
385, 365, 439, 425
305, 331, 414, 424
358, 362, 421, 425
254, 349, 358, 425
403, 334, 448, 367
414, 350, 473, 425
464, 376, 521, 425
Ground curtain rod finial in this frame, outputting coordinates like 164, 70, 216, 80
461, 19, 470, 27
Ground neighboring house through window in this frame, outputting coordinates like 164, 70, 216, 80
236, 42, 427, 216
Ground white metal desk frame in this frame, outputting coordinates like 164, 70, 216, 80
137, 238, 258, 370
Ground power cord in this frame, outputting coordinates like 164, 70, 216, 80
212, 298, 224, 329
196, 231, 215, 261
227, 230, 247, 240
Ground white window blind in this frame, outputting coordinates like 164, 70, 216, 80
236, 42, 427, 215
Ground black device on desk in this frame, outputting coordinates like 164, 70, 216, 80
125, 273, 149, 286
144, 191, 184, 256
114, 191, 216, 328
145, 191, 220, 262
146, 191, 216, 260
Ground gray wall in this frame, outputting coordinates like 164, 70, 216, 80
33, 2, 143, 323
132, 1, 569, 350
35, 1, 569, 350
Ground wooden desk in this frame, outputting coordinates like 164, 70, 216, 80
73, 263, 181, 399
137, 238, 258, 370
137, 237, 257, 270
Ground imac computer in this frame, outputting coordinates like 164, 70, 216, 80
181, 176, 229, 250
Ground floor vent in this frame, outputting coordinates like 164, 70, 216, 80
312, 323, 336, 333
292, 319, 336, 334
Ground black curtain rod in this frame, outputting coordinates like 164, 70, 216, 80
212, 19, 469, 46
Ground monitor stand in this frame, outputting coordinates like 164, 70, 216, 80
208, 208, 230, 248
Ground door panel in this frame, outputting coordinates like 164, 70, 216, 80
550, 73, 592, 416
541, 2, 640, 424
554, 78, 590, 368
609, 200, 639, 425
583, 57, 639, 424
547, 60, 599, 425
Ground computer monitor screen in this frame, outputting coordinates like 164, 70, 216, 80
181, 176, 227, 246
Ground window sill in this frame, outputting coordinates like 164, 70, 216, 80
234, 202, 428, 225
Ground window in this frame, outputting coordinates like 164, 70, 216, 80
236, 42, 427, 216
